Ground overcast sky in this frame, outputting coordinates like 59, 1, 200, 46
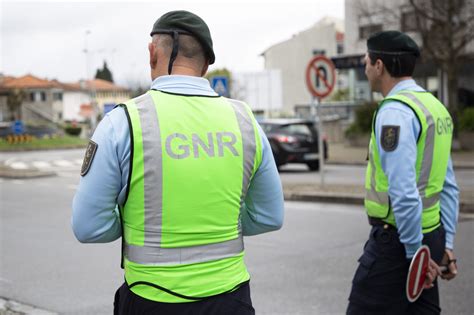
1, 0, 344, 88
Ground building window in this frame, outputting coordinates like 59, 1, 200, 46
337, 43, 344, 54
29, 92, 35, 102
53, 92, 63, 101
40, 92, 47, 102
359, 24, 383, 40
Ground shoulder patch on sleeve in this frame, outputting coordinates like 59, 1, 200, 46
380, 125, 400, 152
81, 140, 98, 176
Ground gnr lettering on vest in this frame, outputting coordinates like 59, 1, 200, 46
165, 132, 239, 159
436, 117, 453, 135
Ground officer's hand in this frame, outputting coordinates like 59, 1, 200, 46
440, 249, 457, 281
423, 258, 441, 289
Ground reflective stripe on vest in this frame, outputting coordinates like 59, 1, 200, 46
365, 91, 453, 231
365, 190, 440, 209
123, 93, 257, 266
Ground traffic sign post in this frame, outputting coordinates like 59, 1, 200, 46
305, 55, 336, 187
12, 120, 24, 135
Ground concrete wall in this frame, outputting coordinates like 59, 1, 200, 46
263, 17, 344, 114
232, 70, 283, 113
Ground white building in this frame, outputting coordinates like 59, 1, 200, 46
232, 70, 283, 118
61, 83, 91, 122
261, 17, 345, 114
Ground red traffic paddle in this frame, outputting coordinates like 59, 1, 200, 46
406, 245, 430, 302
406, 245, 448, 302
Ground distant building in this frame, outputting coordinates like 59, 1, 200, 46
61, 79, 130, 122
261, 17, 345, 114
0, 74, 64, 123
0, 74, 131, 124
232, 70, 283, 118
60, 82, 91, 122
337, 0, 474, 106
86, 79, 130, 116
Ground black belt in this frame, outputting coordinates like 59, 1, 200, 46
368, 217, 397, 230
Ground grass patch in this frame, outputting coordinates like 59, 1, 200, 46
0, 135, 88, 151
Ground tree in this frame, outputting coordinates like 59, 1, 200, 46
355, 0, 474, 136
7, 88, 25, 120
408, 0, 474, 136
95, 60, 114, 82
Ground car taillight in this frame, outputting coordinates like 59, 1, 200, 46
276, 135, 297, 143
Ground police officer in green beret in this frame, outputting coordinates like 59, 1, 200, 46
72, 10, 284, 314
346, 31, 459, 314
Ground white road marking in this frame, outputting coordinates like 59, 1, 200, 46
67, 184, 78, 190
12, 180, 24, 184
10, 162, 28, 169
32, 161, 52, 169
74, 159, 83, 164
4, 158, 16, 166
57, 172, 79, 178
53, 160, 73, 167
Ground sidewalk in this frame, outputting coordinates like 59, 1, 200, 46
283, 143, 474, 213
326, 142, 474, 169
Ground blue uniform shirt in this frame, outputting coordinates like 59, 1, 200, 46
72, 75, 284, 243
375, 79, 459, 258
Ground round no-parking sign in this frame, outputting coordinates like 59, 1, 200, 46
305, 55, 336, 99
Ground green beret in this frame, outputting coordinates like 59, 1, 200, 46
150, 10, 215, 64
367, 30, 420, 57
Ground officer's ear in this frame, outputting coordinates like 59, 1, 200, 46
375, 59, 384, 76
201, 60, 209, 77
149, 42, 158, 70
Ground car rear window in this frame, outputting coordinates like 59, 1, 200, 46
277, 124, 313, 136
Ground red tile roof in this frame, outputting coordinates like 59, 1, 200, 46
1, 74, 62, 89
0, 75, 129, 92
88, 79, 128, 91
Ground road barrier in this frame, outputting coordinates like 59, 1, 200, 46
5, 134, 35, 144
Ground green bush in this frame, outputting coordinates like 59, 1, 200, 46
459, 107, 474, 132
345, 101, 378, 137
64, 126, 82, 136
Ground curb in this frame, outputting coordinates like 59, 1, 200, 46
0, 297, 57, 315
284, 191, 474, 214
326, 161, 474, 170
0, 145, 87, 153
284, 191, 364, 205
0, 167, 56, 179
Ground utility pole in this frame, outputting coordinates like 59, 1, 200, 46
83, 30, 97, 134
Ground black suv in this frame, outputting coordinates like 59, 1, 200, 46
259, 119, 328, 171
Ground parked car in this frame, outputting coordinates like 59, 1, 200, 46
259, 119, 328, 171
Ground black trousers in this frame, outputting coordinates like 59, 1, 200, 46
347, 225, 445, 315
113, 281, 255, 315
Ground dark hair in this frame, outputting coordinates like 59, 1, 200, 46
368, 52, 417, 77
